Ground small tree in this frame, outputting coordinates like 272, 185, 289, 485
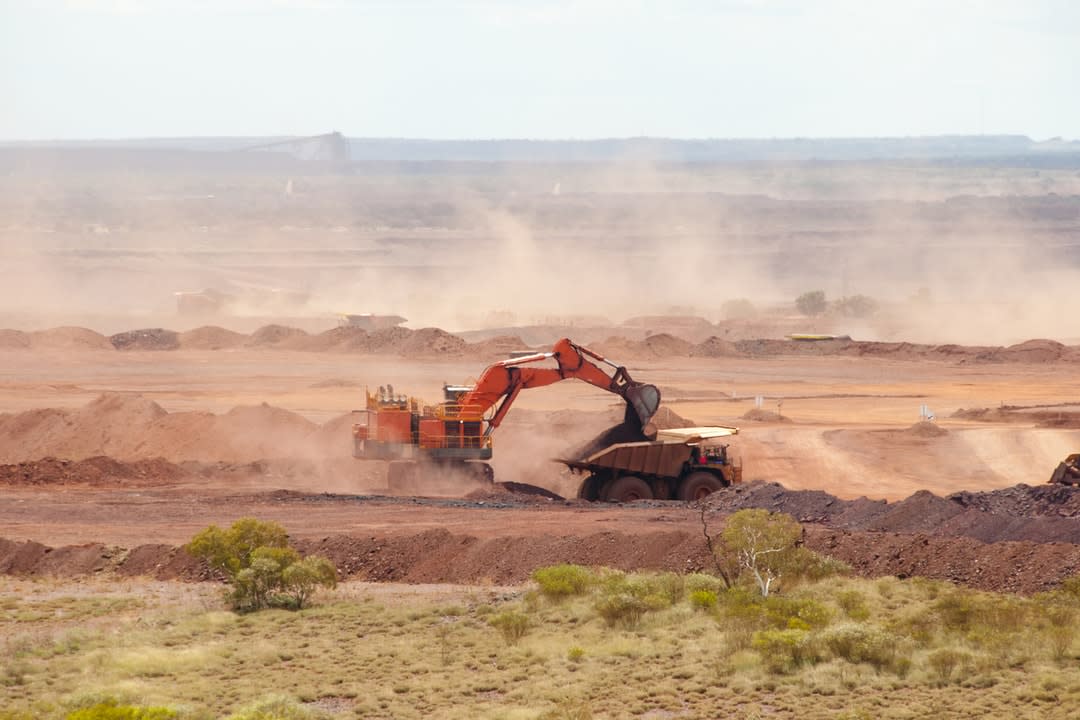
795, 290, 826, 317
834, 294, 878, 318
188, 518, 336, 612
721, 298, 757, 321
282, 556, 338, 609
722, 509, 802, 597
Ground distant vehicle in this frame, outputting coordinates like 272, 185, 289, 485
339, 314, 408, 331
1050, 454, 1080, 486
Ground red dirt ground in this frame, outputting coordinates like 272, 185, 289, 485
2, 330, 1080, 595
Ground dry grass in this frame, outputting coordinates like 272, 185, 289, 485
2, 573, 1080, 719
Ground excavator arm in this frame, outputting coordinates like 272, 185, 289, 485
452, 337, 661, 435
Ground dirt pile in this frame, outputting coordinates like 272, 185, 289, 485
4, 523, 1080, 593
32, 327, 113, 351
110, 328, 180, 351
740, 408, 792, 423
0, 393, 340, 464
0, 327, 111, 351
466, 335, 531, 359
905, 421, 948, 437
704, 480, 1080, 544
0, 329, 31, 349
247, 324, 309, 347
178, 326, 246, 350
6, 323, 1080, 365
0, 456, 186, 486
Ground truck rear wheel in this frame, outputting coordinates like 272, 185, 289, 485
603, 475, 653, 503
678, 471, 725, 501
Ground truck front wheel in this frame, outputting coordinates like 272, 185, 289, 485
603, 475, 653, 503
678, 471, 725, 501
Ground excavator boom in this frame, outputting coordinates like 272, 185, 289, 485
455, 337, 661, 433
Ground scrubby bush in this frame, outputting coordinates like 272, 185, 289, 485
66, 699, 177, 720
685, 573, 725, 596
927, 647, 971, 685
795, 290, 826, 317
594, 593, 649, 630
489, 611, 530, 645
532, 565, 593, 601
836, 590, 871, 621
721, 298, 757, 320
224, 695, 326, 720
690, 590, 718, 611
820, 623, 900, 672
188, 518, 336, 612
751, 628, 818, 674
833, 295, 878, 318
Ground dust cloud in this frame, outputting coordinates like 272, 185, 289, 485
1, 145, 1078, 345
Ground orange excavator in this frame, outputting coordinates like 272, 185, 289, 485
351, 338, 661, 491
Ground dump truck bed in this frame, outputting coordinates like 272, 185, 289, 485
561, 440, 696, 479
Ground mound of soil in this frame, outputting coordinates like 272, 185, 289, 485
740, 408, 792, 423
293, 326, 370, 352
464, 482, 565, 504
396, 327, 467, 356
704, 480, 1080, 544
985, 339, 1068, 363
0, 456, 186, 486
0, 393, 338, 464
309, 378, 362, 389
6, 522, 1080, 593
692, 336, 738, 357
178, 326, 246, 350
0, 329, 31, 350
110, 328, 180, 351
32, 327, 113, 351
642, 333, 694, 357
247, 324, 309, 347
905, 421, 948, 437
466, 335, 531, 358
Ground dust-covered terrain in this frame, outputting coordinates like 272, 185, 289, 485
2, 141, 1080, 605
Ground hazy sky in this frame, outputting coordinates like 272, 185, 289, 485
1, 0, 1077, 140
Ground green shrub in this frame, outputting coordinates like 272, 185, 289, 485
836, 590, 871, 621
763, 595, 832, 630
820, 623, 900, 672
567, 646, 585, 663
789, 550, 851, 582
934, 590, 978, 633
188, 518, 289, 579
188, 519, 336, 612
685, 573, 725, 596
751, 628, 817, 673
489, 611, 530, 645
532, 565, 593, 600
927, 648, 971, 685
224, 695, 325, 720
690, 590, 718, 611
594, 594, 649, 630
796, 290, 826, 317
281, 556, 338, 609
66, 700, 177, 720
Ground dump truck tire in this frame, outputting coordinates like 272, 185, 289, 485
678, 471, 725, 501
603, 475, 653, 503
577, 475, 603, 501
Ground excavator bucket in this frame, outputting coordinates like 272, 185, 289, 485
624, 383, 661, 434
